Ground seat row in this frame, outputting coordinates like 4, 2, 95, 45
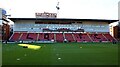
9, 32, 116, 42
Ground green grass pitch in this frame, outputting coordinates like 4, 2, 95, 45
2, 42, 119, 65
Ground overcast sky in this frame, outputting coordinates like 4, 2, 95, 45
0, 0, 120, 20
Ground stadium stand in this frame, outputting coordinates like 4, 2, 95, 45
8, 18, 118, 43
38, 33, 44, 41
65, 33, 74, 42
81, 33, 91, 42
89, 33, 107, 42
9, 32, 117, 42
27, 33, 38, 40
9, 32, 21, 41
103, 33, 116, 42
56, 33, 64, 42
73, 33, 81, 42
48, 33, 54, 41
19, 32, 28, 41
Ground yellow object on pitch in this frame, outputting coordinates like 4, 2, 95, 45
18, 44, 41, 50
80, 47, 82, 48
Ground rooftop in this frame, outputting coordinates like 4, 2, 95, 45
9, 18, 118, 24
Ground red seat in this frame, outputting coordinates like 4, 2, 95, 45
9, 33, 114, 42
38, 33, 44, 41
73, 33, 81, 42
49, 33, 54, 40
89, 33, 107, 42
20, 33, 28, 41
104, 34, 115, 42
10, 33, 21, 41
74, 33, 91, 42
81, 33, 91, 42
65, 33, 74, 42
56, 33, 64, 42
27, 33, 37, 40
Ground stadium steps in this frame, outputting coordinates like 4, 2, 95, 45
73, 33, 81, 42
20, 33, 28, 41
102, 33, 109, 41
54, 33, 56, 42
72, 33, 76, 41
9, 33, 15, 41
81, 33, 91, 42
18, 33, 23, 41
65, 33, 74, 42
103, 33, 116, 42
63, 33, 65, 40
9, 32, 21, 41
38, 33, 44, 41
9, 33, 117, 42
98, 33, 108, 42
88, 34, 97, 42
37, 33, 39, 41
89, 33, 109, 42
87, 33, 93, 42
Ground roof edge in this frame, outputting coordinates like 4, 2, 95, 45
8, 18, 118, 23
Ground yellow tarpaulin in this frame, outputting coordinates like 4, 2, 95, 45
18, 44, 41, 50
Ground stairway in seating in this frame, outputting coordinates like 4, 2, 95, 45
65, 33, 74, 42
18, 33, 23, 41
102, 33, 108, 41
87, 33, 93, 42
37, 33, 39, 41
54, 33, 56, 42
63, 33, 65, 40
103, 33, 116, 42
73, 33, 82, 42
72, 33, 76, 41
9, 32, 21, 41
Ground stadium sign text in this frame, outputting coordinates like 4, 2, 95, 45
35, 12, 57, 18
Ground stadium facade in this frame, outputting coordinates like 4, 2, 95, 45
9, 12, 118, 43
